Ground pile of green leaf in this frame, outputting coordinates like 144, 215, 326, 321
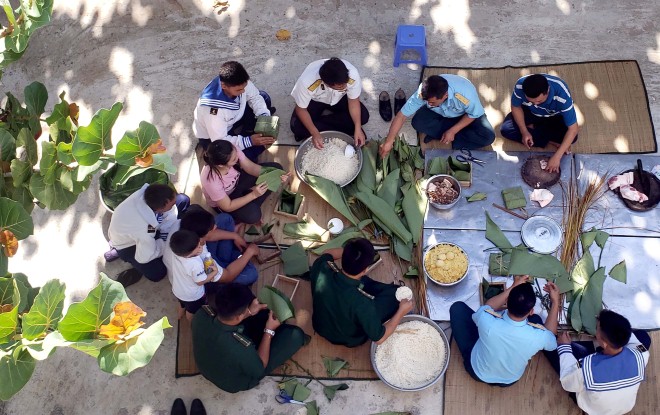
484, 213, 626, 334
426, 155, 471, 182
303, 138, 426, 265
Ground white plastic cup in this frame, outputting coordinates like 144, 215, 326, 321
327, 218, 344, 235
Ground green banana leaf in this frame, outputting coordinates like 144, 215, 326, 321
401, 181, 425, 244
609, 261, 627, 283
377, 168, 401, 206
311, 231, 364, 255
323, 356, 349, 377
579, 267, 607, 335
571, 250, 595, 292
427, 157, 449, 175
488, 252, 511, 276
279, 189, 303, 214
448, 156, 471, 172
306, 173, 359, 226
355, 192, 412, 243
254, 115, 280, 138
570, 289, 584, 332
324, 383, 349, 402
357, 141, 378, 193
467, 192, 487, 202
485, 212, 513, 250
256, 166, 286, 192
502, 186, 526, 209
392, 236, 412, 261
282, 221, 326, 242
508, 247, 570, 282
453, 170, 470, 181
281, 242, 309, 276
257, 285, 295, 322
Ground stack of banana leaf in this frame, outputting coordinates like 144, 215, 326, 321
301, 137, 427, 266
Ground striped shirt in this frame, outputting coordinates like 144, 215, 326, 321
511, 74, 577, 126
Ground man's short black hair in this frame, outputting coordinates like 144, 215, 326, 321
214, 283, 255, 319
218, 61, 250, 87
421, 75, 449, 100
319, 58, 349, 86
169, 229, 200, 257
341, 238, 375, 275
180, 206, 215, 238
598, 309, 632, 348
144, 184, 175, 211
522, 74, 549, 99
507, 283, 536, 318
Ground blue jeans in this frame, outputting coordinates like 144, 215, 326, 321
206, 213, 258, 285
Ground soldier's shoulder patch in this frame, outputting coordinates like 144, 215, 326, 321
527, 322, 546, 330
454, 93, 470, 106
347, 77, 355, 85
357, 285, 375, 300
308, 79, 322, 91
637, 344, 648, 353
232, 332, 252, 347
326, 261, 340, 273
485, 309, 502, 318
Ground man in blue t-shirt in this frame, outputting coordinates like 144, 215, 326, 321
379, 75, 495, 158
500, 73, 579, 173
449, 275, 559, 386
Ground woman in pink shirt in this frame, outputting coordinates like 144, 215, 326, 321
201, 140, 288, 224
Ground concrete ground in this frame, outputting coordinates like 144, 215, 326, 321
2, 0, 659, 414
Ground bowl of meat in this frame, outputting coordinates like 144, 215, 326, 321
426, 174, 462, 210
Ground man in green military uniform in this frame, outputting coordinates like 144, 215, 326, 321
310, 238, 413, 347
191, 283, 307, 393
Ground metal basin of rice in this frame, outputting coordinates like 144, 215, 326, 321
426, 174, 462, 210
423, 242, 469, 287
294, 131, 363, 187
370, 314, 450, 392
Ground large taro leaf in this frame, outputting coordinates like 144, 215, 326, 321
72, 102, 123, 166
0, 129, 15, 162
0, 345, 36, 401
58, 273, 129, 342
15, 128, 38, 166
115, 121, 160, 166
21, 279, 66, 340
97, 317, 171, 376
376, 168, 401, 207
311, 231, 364, 255
257, 285, 295, 322
402, 181, 425, 244
485, 212, 513, 250
282, 220, 327, 242
355, 192, 412, 243
24, 81, 47, 118
256, 166, 286, 192
579, 267, 607, 335
306, 173, 359, 226
281, 242, 310, 276
0, 197, 34, 239
609, 260, 627, 283
508, 248, 570, 282
28, 171, 76, 210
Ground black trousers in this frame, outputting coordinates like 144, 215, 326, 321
290, 95, 369, 141
500, 106, 578, 148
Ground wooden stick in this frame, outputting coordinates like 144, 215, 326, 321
492, 203, 529, 220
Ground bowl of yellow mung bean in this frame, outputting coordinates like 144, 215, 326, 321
422, 243, 469, 287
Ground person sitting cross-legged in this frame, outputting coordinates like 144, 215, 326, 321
449, 275, 559, 386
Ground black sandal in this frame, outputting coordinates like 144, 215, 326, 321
379, 91, 393, 122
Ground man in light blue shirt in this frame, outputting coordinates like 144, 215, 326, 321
379, 74, 495, 158
449, 275, 559, 386
500, 73, 579, 173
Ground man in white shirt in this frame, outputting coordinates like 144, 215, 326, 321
108, 183, 189, 283
193, 61, 276, 161
290, 57, 369, 149
545, 309, 651, 415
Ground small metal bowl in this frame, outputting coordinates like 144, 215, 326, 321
294, 131, 363, 187
370, 314, 450, 392
426, 174, 462, 210
422, 242, 469, 287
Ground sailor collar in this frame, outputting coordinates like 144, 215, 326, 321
582, 347, 645, 391
199, 76, 240, 110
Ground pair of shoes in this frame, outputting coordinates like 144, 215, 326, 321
104, 247, 119, 262
115, 268, 142, 288
378, 88, 407, 122
170, 398, 207, 415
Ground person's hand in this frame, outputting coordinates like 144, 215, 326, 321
544, 281, 560, 304
250, 182, 268, 198
265, 310, 281, 331
251, 133, 276, 147
522, 131, 534, 149
440, 130, 456, 145
512, 274, 530, 287
247, 298, 267, 317
353, 128, 366, 148
312, 133, 324, 149
233, 234, 247, 252
399, 298, 414, 314
557, 331, 571, 345
379, 139, 394, 159
280, 172, 291, 184
546, 153, 562, 173
245, 243, 260, 257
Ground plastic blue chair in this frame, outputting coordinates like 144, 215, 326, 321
393, 25, 427, 67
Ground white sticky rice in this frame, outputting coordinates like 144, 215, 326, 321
300, 137, 360, 185
374, 320, 446, 389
